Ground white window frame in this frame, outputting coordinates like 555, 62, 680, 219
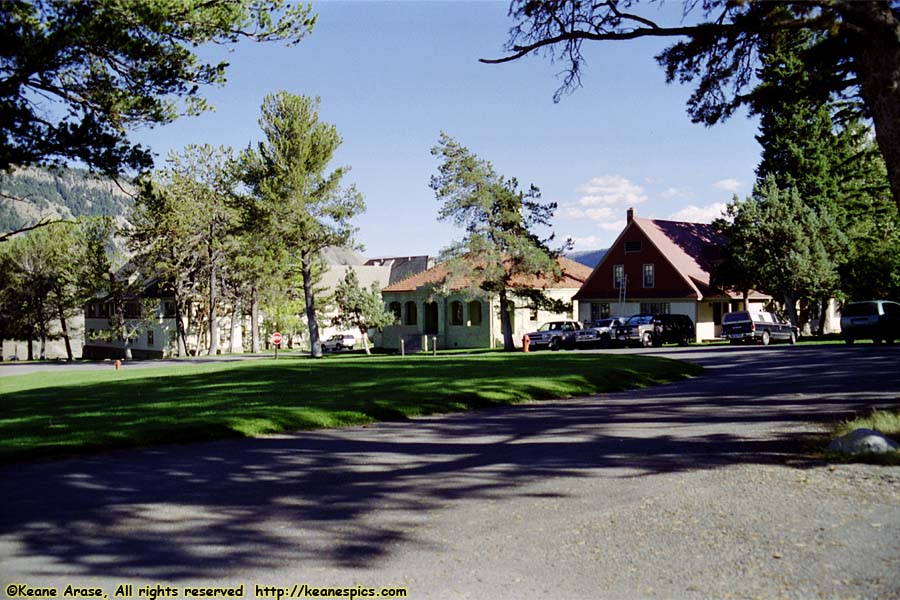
613, 264, 625, 289
643, 263, 655, 288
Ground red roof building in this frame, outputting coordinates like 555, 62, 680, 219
574, 208, 768, 341
377, 256, 592, 351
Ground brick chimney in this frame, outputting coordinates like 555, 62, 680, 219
626, 207, 634, 223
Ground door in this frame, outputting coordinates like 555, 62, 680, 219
424, 301, 439, 335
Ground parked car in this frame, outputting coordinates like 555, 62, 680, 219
322, 333, 356, 352
721, 311, 798, 345
840, 300, 900, 344
575, 317, 627, 348
525, 320, 582, 350
614, 314, 695, 347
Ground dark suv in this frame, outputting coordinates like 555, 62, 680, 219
614, 314, 695, 347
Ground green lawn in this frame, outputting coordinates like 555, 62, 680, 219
0, 353, 701, 463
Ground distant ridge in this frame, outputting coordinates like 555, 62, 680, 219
567, 248, 607, 269
0, 166, 133, 232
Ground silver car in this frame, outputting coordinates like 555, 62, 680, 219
525, 320, 581, 351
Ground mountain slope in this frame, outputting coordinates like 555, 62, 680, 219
0, 166, 133, 232
567, 248, 607, 269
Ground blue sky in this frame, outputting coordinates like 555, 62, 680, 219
131, 1, 763, 258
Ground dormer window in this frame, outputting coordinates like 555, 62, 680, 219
624, 241, 642, 254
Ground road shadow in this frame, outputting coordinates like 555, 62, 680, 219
1, 345, 897, 579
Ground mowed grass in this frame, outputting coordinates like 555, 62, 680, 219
0, 353, 701, 463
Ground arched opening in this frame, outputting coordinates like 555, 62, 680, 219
404, 301, 417, 326
424, 301, 439, 335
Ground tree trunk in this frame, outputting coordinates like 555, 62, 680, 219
817, 298, 829, 336
57, 303, 73, 361
251, 285, 260, 353
174, 291, 187, 357
839, 2, 900, 218
783, 292, 799, 327
208, 241, 219, 356
37, 295, 47, 360
361, 327, 371, 355
498, 287, 515, 351
301, 252, 322, 357
798, 298, 811, 335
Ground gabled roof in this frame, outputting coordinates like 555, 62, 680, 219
635, 217, 723, 297
383, 256, 592, 294
574, 213, 766, 301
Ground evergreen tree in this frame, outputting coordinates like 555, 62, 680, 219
750, 24, 900, 314
130, 176, 198, 356
714, 178, 846, 326
130, 145, 239, 356
0, 218, 110, 360
332, 268, 393, 355
490, 2, 900, 219
240, 92, 364, 358
1, 0, 315, 177
430, 133, 568, 351
752, 25, 838, 214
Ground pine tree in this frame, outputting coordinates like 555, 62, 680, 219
430, 133, 569, 351
240, 92, 364, 358
130, 145, 239, 356
750, 24, 900, 317
714, 178, 846, 326
332, 268, 393, 354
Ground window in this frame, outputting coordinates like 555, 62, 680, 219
590, 302, 611, 321
125, 302, 141, 318
162, 301, 177, 318
388, 301, 402, 324
147, 330, 155, 346
530, 306, 539, 321
643, 264, 655, 288
640, 302, 670, 315
404, 301, 417, 326
624, 241, 642, 254
613, 265, 625, 289
468, 300, 482, 326
450, 301, 464, 326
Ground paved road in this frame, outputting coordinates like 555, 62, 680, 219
1, 345, 899, 599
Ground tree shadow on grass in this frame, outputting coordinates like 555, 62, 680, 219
1, 346, 898, 579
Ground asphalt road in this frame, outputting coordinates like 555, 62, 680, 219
1, 345, 899, 599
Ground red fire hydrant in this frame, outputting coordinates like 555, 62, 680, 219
114, 359, 122, 370
522, 334, 531, 353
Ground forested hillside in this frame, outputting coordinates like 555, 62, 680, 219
0, 166, 133, 232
